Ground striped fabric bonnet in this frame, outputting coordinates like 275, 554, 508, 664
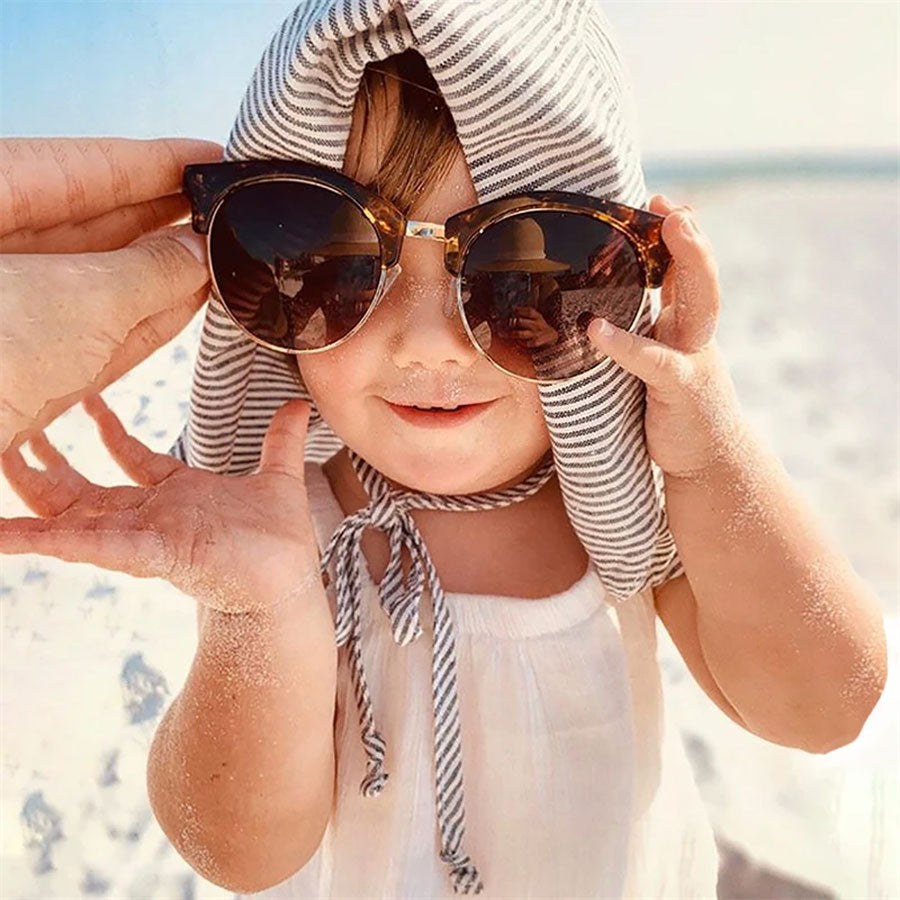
168, 0, 684, 893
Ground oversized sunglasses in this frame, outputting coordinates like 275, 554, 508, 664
183, 160, 673, 384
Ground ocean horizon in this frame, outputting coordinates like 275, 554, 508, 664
644, 150, 897, 183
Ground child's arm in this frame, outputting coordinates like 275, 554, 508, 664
147, 595, 337, 893
588, 197, 888, 755
657, 423, 887, 754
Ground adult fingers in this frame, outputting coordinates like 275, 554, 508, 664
0, 222, 209, 337
81, 393, 184, 485
0, 283, 207, 456
65, 287, 209, 433
0, 223, 209, 451
257, 399, 311, 481
0, 137, 222, 238
0, 193, 189, 254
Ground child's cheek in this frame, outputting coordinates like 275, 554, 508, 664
295, 354, 356, 429
502, 380, 551, 447
296, 341, 367, 402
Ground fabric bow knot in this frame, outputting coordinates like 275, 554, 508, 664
324, 487, 427, 648
316, 449, 556, 895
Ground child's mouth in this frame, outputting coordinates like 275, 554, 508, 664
385, 400, 495, 428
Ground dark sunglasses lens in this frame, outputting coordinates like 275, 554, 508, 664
459, 211, 644, 380
209, 180, 382, 350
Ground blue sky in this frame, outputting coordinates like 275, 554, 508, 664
1, 1, 896, 161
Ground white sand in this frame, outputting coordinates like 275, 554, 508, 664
1, 176, 897, 899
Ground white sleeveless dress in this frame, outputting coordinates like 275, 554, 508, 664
238, 463, 720, 899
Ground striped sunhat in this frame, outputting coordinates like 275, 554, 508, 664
167, 1, 683, 893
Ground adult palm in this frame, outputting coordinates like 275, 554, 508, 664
0, 137, 222, 453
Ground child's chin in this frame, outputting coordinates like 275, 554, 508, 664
378, 449, 533, 496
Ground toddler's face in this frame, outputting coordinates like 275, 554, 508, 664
297, 79, 550, 495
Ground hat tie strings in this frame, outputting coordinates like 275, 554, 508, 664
318, 450, 556, 895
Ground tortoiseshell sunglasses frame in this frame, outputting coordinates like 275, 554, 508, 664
182, 159, 673, 385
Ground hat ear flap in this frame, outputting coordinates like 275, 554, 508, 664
175, 0, 684, 599
165, 290, 344, 472
299, 379, 344, 463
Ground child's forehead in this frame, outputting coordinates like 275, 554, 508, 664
410, 151, 479, 223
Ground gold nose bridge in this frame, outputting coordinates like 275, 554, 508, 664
405, 220, 446, 241
389, 220, 459, 319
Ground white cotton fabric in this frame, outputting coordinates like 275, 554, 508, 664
235, 463, 720, 899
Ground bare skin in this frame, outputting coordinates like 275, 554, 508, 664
0, 137, 221, 453
0, 393, 324, 616
0, 107, 592, 607
0, 64, 884, 900
0, 86, 590, 620
305, 73, 591, 598
1, 86, 882, 761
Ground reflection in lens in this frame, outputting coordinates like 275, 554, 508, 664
460, 211, 644, 380
209, 181, 381, 350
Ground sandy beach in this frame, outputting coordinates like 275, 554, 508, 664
1, 174, 897, 899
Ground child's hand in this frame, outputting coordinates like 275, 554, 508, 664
0, 137, 222, 455
586, 194, 747, 481
0, 396, 324, 616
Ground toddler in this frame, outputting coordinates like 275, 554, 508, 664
0, 1, 886, 898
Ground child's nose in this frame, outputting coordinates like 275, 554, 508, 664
380, 240, 481, 372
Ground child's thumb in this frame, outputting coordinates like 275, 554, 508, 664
257, 399, 310, 481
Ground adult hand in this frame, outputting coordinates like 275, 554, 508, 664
0, 137, 223, 454
586, 195, 748, 481
508, 305, 559, 349
0, 397, 325, 616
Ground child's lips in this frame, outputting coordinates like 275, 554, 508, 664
384, 400, 496, 428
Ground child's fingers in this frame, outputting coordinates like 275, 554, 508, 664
647, 194, 719, 353
649, 194, 689, 216
81, 393, 183, 486
0, 507, 169, 579
28, 429, 92, 488
586, 316, 691, 395
1, 439, 149, 518
258, 399, 310, 481
1, 441, 83, 517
